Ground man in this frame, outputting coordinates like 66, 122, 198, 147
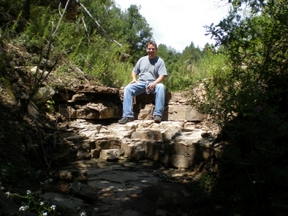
118, 41, 168, 124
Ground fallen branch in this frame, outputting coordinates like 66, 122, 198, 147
76, 0, 122, 47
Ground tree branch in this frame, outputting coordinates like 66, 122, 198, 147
75, 0, 122, 47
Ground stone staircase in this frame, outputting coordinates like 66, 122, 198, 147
51, 84, 219, 169
35, 84, 220, 215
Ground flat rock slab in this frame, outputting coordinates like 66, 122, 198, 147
51, 159, 204, 216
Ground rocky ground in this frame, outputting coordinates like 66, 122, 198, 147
44, 157, 214, 216
0, 115, 218, 215
41, 117, 218, 215
0, 42, 220, 216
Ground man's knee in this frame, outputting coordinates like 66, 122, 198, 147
124, 84, 132, 93
156, 83, 166, 91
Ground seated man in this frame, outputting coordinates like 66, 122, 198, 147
118, 41, 168, 124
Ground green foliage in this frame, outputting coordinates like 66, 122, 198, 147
202, 0, 288, 214
181, 42, 202, 64
0, 170, 57, 215
112, 61, 135, 86
1, 0, 224, 90
119, 4, 153, 63
0, 159, 39, 186
17, 6, 56, 53
77, 1, 153, 64
6, 191, 57, 215
0, 0, 25, 16
46, 99, 55, 112
159, 43, 224, 92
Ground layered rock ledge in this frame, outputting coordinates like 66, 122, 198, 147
52, 84, 207, 122
47, 84, 219, 169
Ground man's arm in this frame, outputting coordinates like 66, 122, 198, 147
153, 75, 165, 84
130, 71, 137, 84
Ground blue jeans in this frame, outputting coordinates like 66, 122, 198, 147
122, 82, 166, 118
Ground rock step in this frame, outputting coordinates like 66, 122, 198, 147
53, 88, 207, 122
55, 119, 218, 169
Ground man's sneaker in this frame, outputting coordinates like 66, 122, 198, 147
118, 117, 134, 124
153, 115, 162, 123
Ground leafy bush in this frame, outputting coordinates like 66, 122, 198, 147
201, 0, 288, 215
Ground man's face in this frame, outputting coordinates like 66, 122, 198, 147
146, 44, 157, 59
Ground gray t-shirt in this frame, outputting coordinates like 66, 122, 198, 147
133, 56, 168, 82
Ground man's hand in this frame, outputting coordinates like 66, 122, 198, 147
146, 82, 157, 92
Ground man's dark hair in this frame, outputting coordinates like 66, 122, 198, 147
147, 41, 157, 49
